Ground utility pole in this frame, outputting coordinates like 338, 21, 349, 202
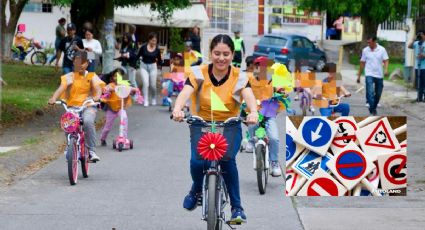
404, 0, 413, 96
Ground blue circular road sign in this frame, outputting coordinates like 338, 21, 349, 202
302, 118, 332, 147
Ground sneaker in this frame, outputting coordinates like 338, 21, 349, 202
101, 140, 107, 146
183, 191, 200, 211
309, 105, 315, 113
271, 161, 282, 177
89, 151, 100, 162
230, 207, 247, 223
143, 100, 149, 107
365, 103, 369, 107
245, 142, 254, 153
151, 99, 157, 106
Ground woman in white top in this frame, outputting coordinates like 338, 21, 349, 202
83, 29, 102, 72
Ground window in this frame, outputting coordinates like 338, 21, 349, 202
260, 36, 287, 46
302, 38, 314, 49
292, 38, 303, 48
23, 3, 52, 13
42, 3, 52, 13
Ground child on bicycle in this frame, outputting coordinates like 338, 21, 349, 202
245, 56, 282, 177
319, 63, 351, 116
162, 53, 185, 106
48, 51, 104, 162
293, 61, 315, 113
14, 31, 31, 60
100, 68, 141, 146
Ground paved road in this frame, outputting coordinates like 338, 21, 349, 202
0, 105, 302, 230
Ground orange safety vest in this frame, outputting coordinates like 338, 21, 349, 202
188, 64, 248, 121
60, 72, 104, 107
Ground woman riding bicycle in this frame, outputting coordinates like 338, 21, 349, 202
172, 34, 258, 224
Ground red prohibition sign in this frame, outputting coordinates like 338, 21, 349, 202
335, 150, 367, 180
384, 154, 407, 185
332, 119, 358, 148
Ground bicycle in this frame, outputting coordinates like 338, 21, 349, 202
11, 39, 47, 65
240, 92, 288, 194
55, 99, 99, 185
318, 94, 350, 116
174, 115, 243, 230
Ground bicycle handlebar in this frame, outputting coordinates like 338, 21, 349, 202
170, 114, 244, 126
55, 99, 100, 113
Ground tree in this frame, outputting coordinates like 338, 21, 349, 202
1, 0, 29, 60
296, 0, 415, 41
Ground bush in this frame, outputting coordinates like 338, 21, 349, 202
169, 28, 184, 52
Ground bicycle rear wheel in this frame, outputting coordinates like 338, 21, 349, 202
30, 51, 47, 65
67, 137, 79, 185
256, 144, 267, 194
207, 174, 218, 230
80, 144, 89, 178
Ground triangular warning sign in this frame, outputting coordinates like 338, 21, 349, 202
364, 120, 396, 149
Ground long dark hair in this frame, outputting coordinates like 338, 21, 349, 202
210, 34, 234, 53
121, 32, 134, 48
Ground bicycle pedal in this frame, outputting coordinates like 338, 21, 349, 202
226, 220, 242, 225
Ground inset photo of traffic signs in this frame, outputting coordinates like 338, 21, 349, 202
285, 116, 407, 197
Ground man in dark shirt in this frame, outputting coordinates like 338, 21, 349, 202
55, 23, 85, 74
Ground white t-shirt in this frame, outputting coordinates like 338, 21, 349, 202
360, 44, 389, 78
82, 39, 102, 59
413, 41, 425, 69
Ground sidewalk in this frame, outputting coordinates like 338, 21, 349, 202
292, 41, 425, 230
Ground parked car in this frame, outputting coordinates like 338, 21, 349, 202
253, 33, 327, 71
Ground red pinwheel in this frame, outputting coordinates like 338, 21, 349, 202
197, 132, 228, 161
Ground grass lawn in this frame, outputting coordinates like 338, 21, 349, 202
1, 62, 60, 124
348, 54, 405, 82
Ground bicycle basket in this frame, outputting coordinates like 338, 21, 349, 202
60, 112, 80, 133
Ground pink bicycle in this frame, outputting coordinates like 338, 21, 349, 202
56, 99, 99, 185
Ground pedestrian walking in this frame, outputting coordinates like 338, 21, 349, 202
232, 30, 245, 68
357, 36, 389, 115
189, 26, 201, 53
137, 32, 162, 107
408, 31, 425, 102
118, 33, 138, 89
55, 23, 85, 74
83, 29, 102, 72
48, 18, 66, 65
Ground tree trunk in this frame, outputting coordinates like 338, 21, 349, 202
101, 0, 115, 74
362, 16, 379, 41
1, 0, 29, 60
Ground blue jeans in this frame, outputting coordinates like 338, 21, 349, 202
248, 117, 279, 162
365, 76, 383, 114
63, 66, 73, 74
189, 120, 243, 209
319, 103, 350, 116
416, 69, 425, 101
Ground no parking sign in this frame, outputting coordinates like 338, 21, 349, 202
326, 142, 375, 190
286, 117, 305, 167
297, 168, 347, 196
294, 117, 337, 156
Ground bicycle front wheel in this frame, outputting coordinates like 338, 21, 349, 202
67, 137, 79, 185
207, 174, 218, 230
256, 144, 267, 194
31, 51, 47, 65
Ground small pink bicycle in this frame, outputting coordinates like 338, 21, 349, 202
56, 99, 99, 185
